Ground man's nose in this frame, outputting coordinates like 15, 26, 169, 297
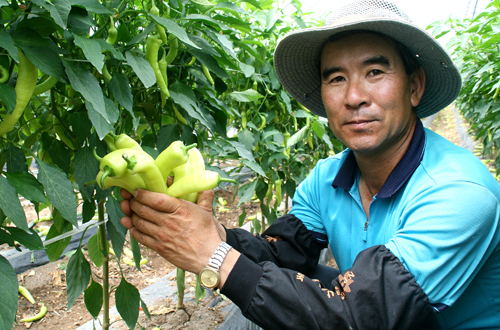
344, 79, 369, 109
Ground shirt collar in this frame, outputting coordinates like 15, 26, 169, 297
332, 119, 425, 199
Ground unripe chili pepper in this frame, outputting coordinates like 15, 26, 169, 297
165, 37, 178, 66
150, 0, 168, 44
94, 148, 154, 186
155, 141, 197, 181
33, 75, 58, 95
173, 104, 188, 124
166, 170, 236, 198
201, 64, 214, 85
0, 49, 38, 137
105, 17, 118, 45
494, 84, 500, 101
186, 56, 196, 67
19, 285, 35, 304
308, 132, 314, 149
108, 132, 142, 150
145, 35, 170, 98
20, 303, 47, 323
158, 51, 169, 106
123, 151, 167, 193
241, 111, 247, 129
0, 65, 8, 84
102, 64, 112, 82
104, 134, 118, 151
275, 178, 282, 206
258, 114, 266, 130
179, 147, 204, 202
96, 170, 147, 194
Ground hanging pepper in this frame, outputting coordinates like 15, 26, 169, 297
107, 132, 142, 150
145, 35, 170, 98
96, 170, 147, 194
201, 64, 214, 85
0, 49, 38, 137
105, 16, 118, 45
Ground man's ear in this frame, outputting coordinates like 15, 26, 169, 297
410, 67, 426, 108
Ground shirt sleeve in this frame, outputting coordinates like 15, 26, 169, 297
290, 158, 329, 236
385, 181, 500, 306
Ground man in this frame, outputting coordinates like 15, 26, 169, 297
120, 1, 500, 329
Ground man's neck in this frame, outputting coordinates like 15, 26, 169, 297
354, 119, 417, 196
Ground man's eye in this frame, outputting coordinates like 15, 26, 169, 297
369, 69, 383, 76
330, 76, 345, 83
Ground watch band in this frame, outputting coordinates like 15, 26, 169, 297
207, 241, 232, 270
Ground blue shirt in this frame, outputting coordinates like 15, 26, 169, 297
291, 120, 500, 329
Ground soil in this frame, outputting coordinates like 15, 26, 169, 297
8, 105, 482, 330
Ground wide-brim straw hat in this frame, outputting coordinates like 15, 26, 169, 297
274, 0, 462, 119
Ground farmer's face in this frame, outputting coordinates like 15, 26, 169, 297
320, 32, 424, 156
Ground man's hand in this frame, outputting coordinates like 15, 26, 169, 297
119, 189, 226, 274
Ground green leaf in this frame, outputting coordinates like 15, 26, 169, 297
242, 159, 266, 177
4, 144, 28, 173
73, 146, 99, 202
215, 2, 249, 16
311, 119, 326, 140
238, 207, 247, 227
4, 171, 45, 205
73, 35, 105, 73
45, 0, 71, 30
286, 125, 309, 148
115, 277, 140, 330
36, 157, 78, 226
140, 298, 151, 319
265, 8, 280, 31
84, 279, 103, 319
183, 14, 231, 31
97, 39, 126, 61
69, 0, 111, 14
125, 51, 155, 88
0, 29, 18, 63
86, 96, 119, 139
63, 59, 105, 120
170, 83, 213, 129
239, 62, 255, 78
227, 140, 255, 161
228, 89, 263, 102
109, 73, 134, 113
45, 221, 72, 261
0, 255, 17, 330
0, 175, 28, 231
106, 220, 126, 261
205, 30, 237, 61
237, 179, 258, 207
87, 232, 103, 267
238, 128, 255, 150
151, 15, 201, 49
66, 248, 91, 309
130, 236, 142, 270
0, 84, 16, 115
7, 227, 44, 250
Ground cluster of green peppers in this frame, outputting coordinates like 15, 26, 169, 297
94, 132, 236, 199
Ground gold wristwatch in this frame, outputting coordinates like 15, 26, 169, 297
199, 241, 232, 289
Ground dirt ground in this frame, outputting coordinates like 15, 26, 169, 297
8, 105, 486, 330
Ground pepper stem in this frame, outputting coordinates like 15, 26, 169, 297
181, 143, 198, 153
100, 167, 114, 188
122, 153, 137, 170
84, 179, 97, 187
219, 178, 237, 184
93, 148, 102, 162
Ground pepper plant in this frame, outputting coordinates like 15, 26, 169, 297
428, 0, 500, 171
0, 0, 341, 329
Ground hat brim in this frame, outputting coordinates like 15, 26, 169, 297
274, 18, 462, 119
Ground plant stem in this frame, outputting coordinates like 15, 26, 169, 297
98, 201, 110, 330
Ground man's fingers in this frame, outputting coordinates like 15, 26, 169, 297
120, 188, 133, 200
133, 189, 182, 213
197, 190, 214, 212
121, 216, 134, 230
120, 199, 132, 217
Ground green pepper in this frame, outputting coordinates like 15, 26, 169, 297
173, 104, 188, 124
123, 151, 167, 194
150, 0, 168, 44
186, 56, 196, 67
105, 17, 118, 45
178, 147, 204, 202
275, 178, 282, 206
33, 75, 58, 95
107, 132, 142, 150
104, 134, 118, 151
201, 64, 214, 85
20, 303, 47, 323
241, 111, 247, 129
166, 170, 236, 198
0, 49, 38, 137
0, 65, 9, 84
155, 141, 197, 181
145, 35, 170, 99
158, 51, 169, 106
96, 170, 147, 194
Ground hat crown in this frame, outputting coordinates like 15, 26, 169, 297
325, 0, 413, 26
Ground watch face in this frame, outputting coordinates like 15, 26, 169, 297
200, 268, 220, 288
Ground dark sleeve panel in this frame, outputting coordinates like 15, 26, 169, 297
222, 245, 440, 330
